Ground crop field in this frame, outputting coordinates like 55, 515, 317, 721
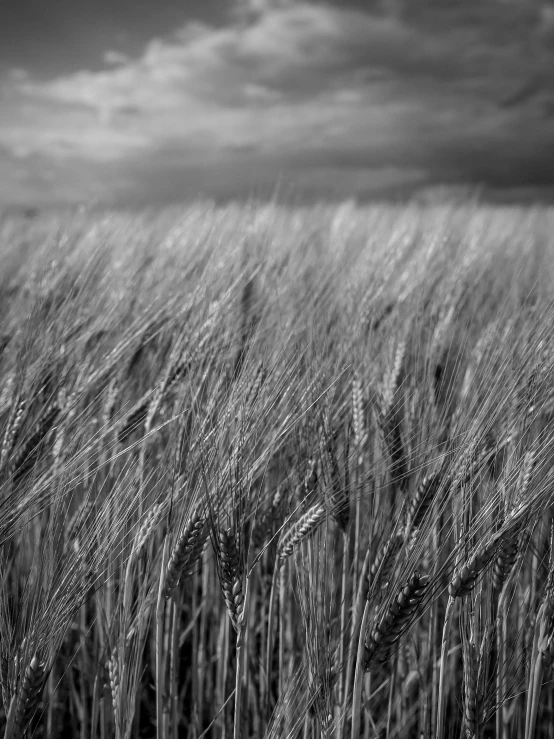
0, 200, 553, 739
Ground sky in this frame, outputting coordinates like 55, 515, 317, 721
2, 0, 554, 206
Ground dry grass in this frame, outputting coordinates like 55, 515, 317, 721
0, 199, 553, 738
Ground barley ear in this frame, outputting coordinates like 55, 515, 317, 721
217, 527, 245, 635
6, 655, 45, 739
277, 504, 327, 562
164, 510, 207, 599
364, 572, 428, 668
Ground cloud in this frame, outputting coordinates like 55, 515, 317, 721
103, 50, 131, 66
32, 6, 464, 107
0, 90, 151, 161
3, 4, 462, 159
2, 1, 554, 204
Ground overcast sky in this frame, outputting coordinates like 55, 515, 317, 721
2, 0, 554, 206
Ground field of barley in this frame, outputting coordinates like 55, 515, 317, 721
0, 199, 553, 739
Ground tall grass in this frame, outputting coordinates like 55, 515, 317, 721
0, 200, 553, 738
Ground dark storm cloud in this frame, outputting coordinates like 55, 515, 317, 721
0, 0, 225, 77
2, 1, 554, 204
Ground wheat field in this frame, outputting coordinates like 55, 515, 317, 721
0, 199, 553, 739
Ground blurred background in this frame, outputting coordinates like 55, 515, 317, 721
2, 0, 554, 208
